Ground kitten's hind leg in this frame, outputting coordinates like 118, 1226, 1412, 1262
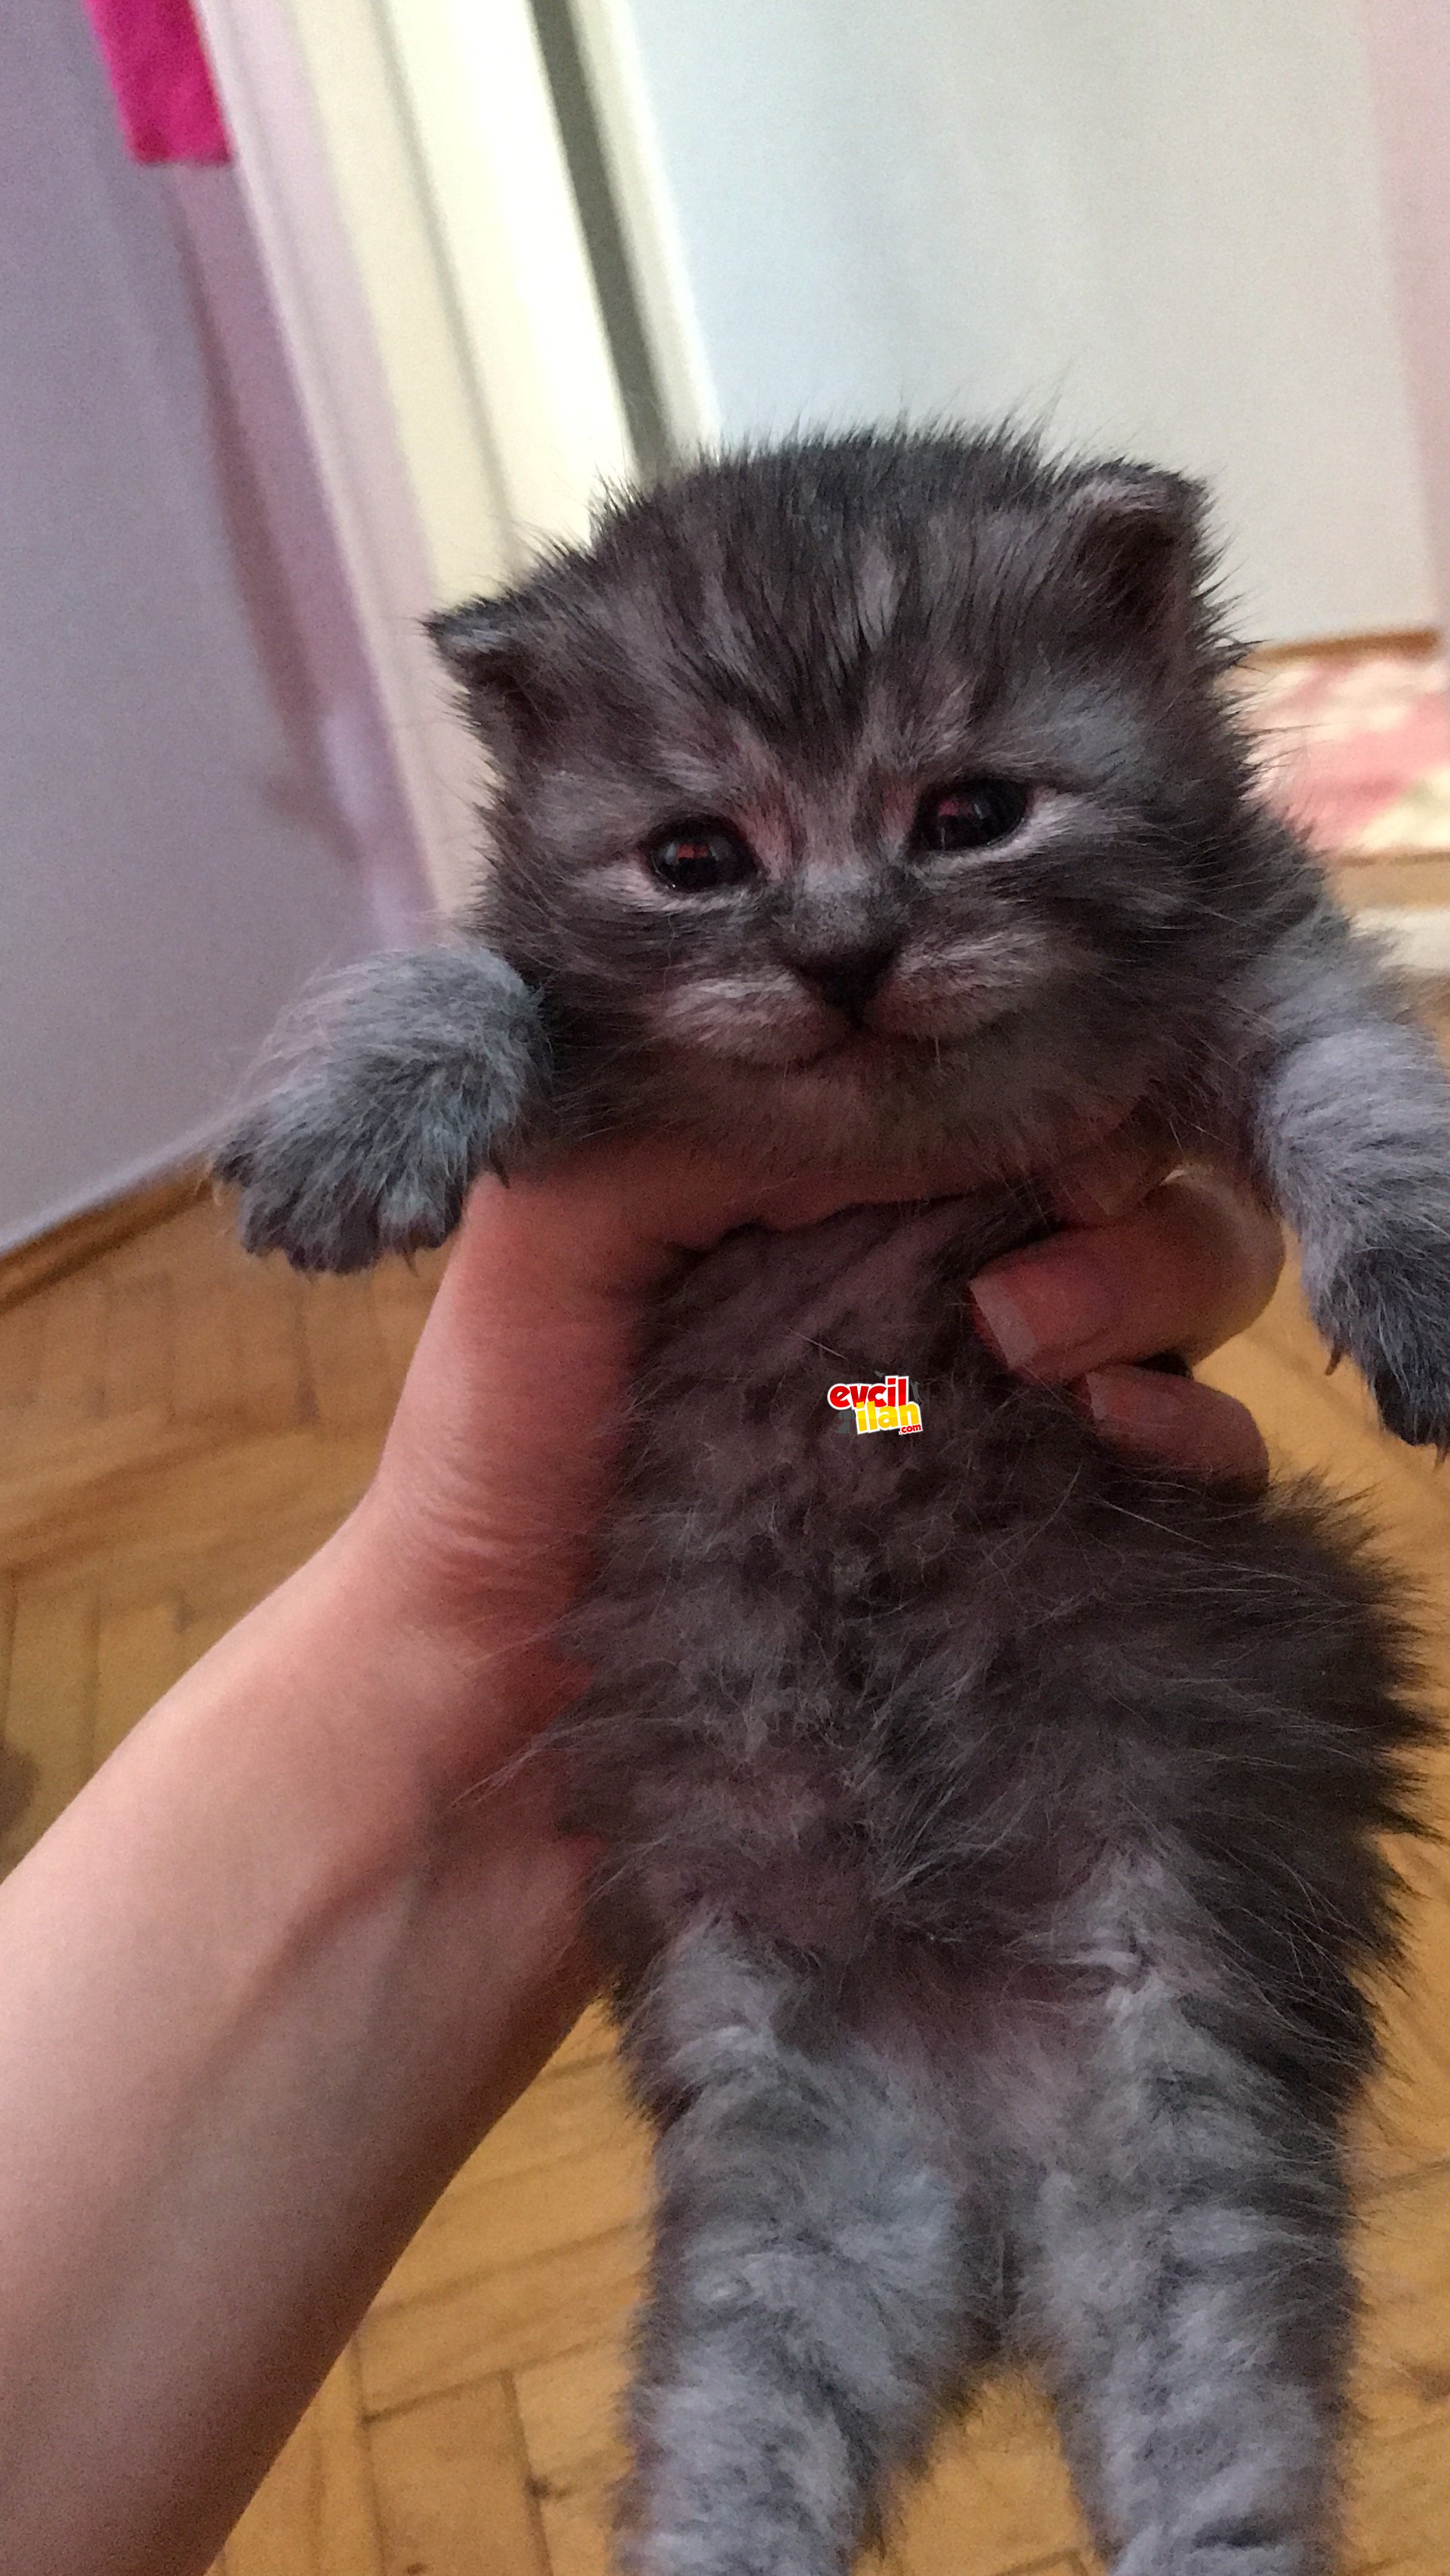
618, 1921, 993, 2576
1020, 1891, 1352, 2575
213, 944, 550, 1271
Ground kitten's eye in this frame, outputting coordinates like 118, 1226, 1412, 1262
645, 821, 757, 895
912, 778, 1030, 855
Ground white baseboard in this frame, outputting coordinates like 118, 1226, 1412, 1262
0, 1118, 223, 1263
1355, 905, 1450, 975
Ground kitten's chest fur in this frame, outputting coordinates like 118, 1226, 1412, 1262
559, 1194, 1186, 1981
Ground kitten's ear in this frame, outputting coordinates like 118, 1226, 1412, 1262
427, 596, 518, 681
1059, 467, 1205, 664
427, 596, 538, 746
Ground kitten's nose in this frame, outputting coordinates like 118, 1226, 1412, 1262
788, 938, 900, 1019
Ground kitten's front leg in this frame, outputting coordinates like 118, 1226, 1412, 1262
1241, 905, 1450, 1447
213, 944, 551, 1271
619, 1921, 986, 2576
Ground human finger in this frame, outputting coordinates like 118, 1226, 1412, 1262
1076, 1365, 1270, 1485
969, 1170, 1284, 1382
1046, 1115, 1179, 1225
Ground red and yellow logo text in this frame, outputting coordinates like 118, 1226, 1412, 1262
827, 1376, 922, 1436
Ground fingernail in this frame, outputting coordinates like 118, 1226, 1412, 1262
969, 1273, 1041, 1369
1082, 1365, 1189, 1440
970, 1246, 1117, 1376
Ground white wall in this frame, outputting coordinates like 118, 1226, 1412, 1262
1368, 0, 1450, 639
623, 0, 1433, 643
0, 2, 421, 1250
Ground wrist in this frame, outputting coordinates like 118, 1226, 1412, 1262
278, 1488, 580, 1812
215, 1514, 597, 2118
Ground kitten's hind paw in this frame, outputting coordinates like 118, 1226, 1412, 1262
1308, 1230, 1450, 1452
213, 946, 549, 1273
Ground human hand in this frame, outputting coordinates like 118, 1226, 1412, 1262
354, 1125, 1282, 1779
970, 1124, 1282, 1485
330, 1123, 1280, 2118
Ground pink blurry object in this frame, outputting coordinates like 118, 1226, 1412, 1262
82, 0, 230, 165
1248, 646, 1450, 860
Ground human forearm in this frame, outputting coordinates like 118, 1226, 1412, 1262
0, 1524, 588, 2576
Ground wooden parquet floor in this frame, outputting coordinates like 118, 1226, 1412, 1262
2, 1185, 1449, 2575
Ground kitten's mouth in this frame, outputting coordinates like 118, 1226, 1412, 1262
670, 1012, 994, 1078
804, 1025, 966, 1070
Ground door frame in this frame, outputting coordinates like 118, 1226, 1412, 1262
191, 0, 661, 907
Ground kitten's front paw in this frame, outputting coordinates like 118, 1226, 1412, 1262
1310, 1233, 1450, 1451
216, 1089, 465, 1271
213, 946, 549, 1273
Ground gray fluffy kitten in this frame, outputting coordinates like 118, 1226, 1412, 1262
218, 431, 1450, 2574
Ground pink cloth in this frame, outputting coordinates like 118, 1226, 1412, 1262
1250, 648, 1450, 858
82, 0, 230, 164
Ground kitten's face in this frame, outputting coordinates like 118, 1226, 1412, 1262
441, 436, 1252, 1169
